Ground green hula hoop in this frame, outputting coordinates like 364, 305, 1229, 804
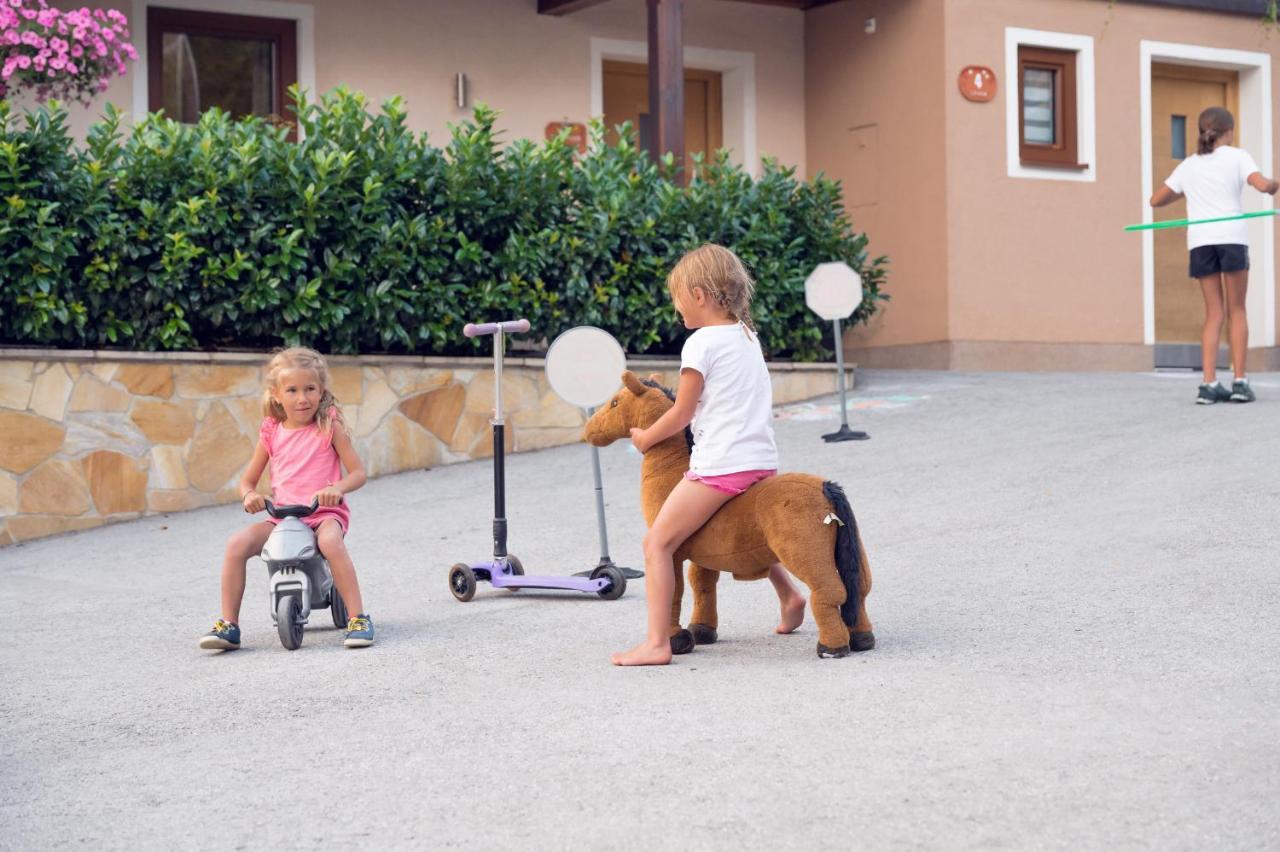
1125, 209, 1278, 232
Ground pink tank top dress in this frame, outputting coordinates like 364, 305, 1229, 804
260, 416, 350, 534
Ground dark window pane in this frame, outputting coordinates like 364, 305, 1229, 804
1171, 115, 1186, 159
1022, 68, 1055, 145
162, 33, 274, 123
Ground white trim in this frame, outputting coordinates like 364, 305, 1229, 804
589, 37, 757, 176
1138, 41, 1275, 348
130, 0, 316, 127
1004, 27, 1096, 183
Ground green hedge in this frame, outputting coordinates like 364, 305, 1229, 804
0, 87, 887, 360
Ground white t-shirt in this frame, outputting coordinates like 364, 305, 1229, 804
1164, 145, 1261, 250
680, 322, 778, 476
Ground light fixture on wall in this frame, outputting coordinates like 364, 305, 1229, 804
455, 72, 467, 108
864, 17, 876, 35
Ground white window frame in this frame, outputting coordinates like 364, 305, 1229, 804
130, 0, 316, 130
1004, 27, 1096, 183
589, 37, 757, 177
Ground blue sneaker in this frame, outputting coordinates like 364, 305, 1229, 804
344, 614, 374, 648
1230, 378, 1256, 403
1196, 382, 1231, 405
199, 619, 241, 651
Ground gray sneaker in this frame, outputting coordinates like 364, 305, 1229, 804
1230, 379, 1255, 403
1196, 382, 1231, 405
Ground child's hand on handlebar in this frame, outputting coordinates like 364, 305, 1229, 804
242, 491, 266, 514
313, 486, 344, 507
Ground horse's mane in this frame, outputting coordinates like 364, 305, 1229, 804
640, 377, 694, 453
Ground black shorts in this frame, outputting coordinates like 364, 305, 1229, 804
1189, 244, 1249, 278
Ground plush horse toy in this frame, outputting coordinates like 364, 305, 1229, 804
583, 371, 875, 658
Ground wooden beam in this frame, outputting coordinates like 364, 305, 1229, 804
647, 0, 685, 181
537, 0, 610, 16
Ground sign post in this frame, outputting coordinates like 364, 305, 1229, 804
805, 262, 869, 442
545, 327, 642, 579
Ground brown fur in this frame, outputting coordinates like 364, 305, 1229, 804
584, 371, 875, 656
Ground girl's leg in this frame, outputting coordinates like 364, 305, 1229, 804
316, 520, 364, 617
612, 478, 735, 666
1223, 269, 1249, 379
221, 521, 274, 623
768, 563, 806, 635
1198, 275, 1225, 384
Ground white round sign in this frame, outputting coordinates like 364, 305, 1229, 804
805, 261, 863, 321
545, 326, 627, 409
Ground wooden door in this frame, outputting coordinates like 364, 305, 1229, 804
602, 60, 723, 176
1151, 63, 1239, 366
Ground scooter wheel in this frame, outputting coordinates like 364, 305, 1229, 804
592, 564, 626, 600
277, 595, 304, 650
449, 563, 477, 602
330, 585, 349, 629
505, 554, 524, 592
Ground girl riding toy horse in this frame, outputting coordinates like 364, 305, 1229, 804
584, 372, 875, 658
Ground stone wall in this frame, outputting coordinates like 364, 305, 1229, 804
0, 350, 852, 546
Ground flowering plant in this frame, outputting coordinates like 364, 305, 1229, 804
1, 1, 137, 104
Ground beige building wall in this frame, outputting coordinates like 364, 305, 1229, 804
43, 0, 806, 173
804, 0, 951, 352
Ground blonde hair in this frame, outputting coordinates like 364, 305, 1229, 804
666, 243, 757, 333
261, 347, 346, 437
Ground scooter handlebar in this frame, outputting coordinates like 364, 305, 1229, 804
464, 318, 530, 338
263, 498, 320, 519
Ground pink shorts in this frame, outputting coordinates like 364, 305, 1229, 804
683, 468, 776, 496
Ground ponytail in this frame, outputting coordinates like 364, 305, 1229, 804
1196, 106, 1234, 156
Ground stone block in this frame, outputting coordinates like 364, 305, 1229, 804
30, 363, 74, 421
0, 411, 65, 474
399, 383, 465, 442
6, 514, 103, 542
82, 450, 148, 515
0, 361, 33, 409
175, 365, 261, 399
513, 391, 585, 429
130, 400, 197, 445
354, 379, 399, 438
148, 489, 213, 514
0, 472, 16, 517
361, 414, 441, 478
187, 402, 254, 492
68, 374, 130, 412
465, 370, 539, 415
449, 411, 492, 455
514, 426, 583, 453
149, 445, 189, 490
0, 526, 12, 546
385, 366, 451, 396
19, 459, 92, 515
224, 395, 265, 436
88, 363, 119, 382
116, 364, 174, 398
329, 366, 363, 405
63, 413, 150, 458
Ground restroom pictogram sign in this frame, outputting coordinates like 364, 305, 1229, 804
958, 66, 996, 102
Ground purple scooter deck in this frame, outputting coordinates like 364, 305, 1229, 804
472, 561, 610, 593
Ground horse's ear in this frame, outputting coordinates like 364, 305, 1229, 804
622, 371, 646, 396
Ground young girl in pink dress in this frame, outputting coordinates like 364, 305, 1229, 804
199, 347, 373, 651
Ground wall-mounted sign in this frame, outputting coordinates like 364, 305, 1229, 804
546, 121, 588, 153
958, 66, 997, 102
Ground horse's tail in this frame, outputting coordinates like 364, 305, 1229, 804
822, 480, 862, 628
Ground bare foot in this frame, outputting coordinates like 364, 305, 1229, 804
611, 640, 673, 666
775, 593, 806, 634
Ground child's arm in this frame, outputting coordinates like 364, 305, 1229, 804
1149, 185, 1182, 208
238, 444, 270, 513
315, 427, 367, 506
1246, 171, 1280, 195
630, 368, 703, 453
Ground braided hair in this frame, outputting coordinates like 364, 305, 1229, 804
666, 243, 758, 335
1197, 106, 1234, 156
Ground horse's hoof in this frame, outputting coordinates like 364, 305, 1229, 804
850, 631, 876, 652
816, 642, 851, 659
670, 629, 695, 655
689, 623, 718, 645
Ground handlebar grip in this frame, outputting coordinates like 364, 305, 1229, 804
464, 319, 531, 338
